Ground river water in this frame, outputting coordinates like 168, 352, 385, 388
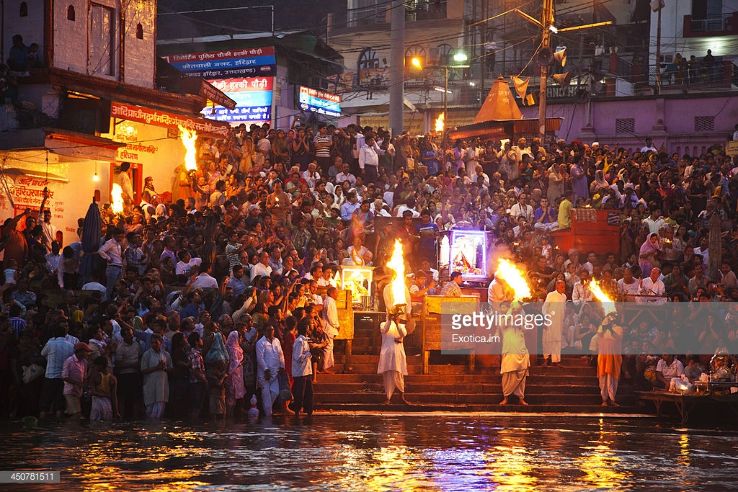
1, 414, 736, 490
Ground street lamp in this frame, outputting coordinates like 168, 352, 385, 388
442, 49, 469, 132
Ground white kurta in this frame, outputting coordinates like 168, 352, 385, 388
377, 321, 408, 376
256, 336, 285, 416
323, 295, 340, 370
542, 290, 567, 362
141, 348, 172, 406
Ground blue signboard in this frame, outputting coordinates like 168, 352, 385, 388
203, 77, 273, 125
298, 86, 341, 117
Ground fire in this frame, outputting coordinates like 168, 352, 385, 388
495, 258, 531, 301
435, 112, 445, 133
590, 279, 616, 316
387, 239, 407, 308
111, 183, 124, 214
178, 125, 198, 171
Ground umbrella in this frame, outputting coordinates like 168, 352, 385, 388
80, 199, 102, 284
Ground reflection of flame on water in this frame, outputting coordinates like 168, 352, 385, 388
485, 444, 538, 490
495, 258, 531, 300
387, 239, 407, 308
435, 112, 445, 133
590, 279, 616, 316
178, 125, 198, 171
111, 184, 124, 214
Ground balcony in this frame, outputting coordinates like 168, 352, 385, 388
683, 12, 738, 37
345, 0, 447, 29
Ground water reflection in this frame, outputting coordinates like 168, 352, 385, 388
1, 416, 736, 490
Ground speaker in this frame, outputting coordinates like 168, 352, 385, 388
552, 72, 572, 85
553, 48, 567, 67
551, 72, 571, 86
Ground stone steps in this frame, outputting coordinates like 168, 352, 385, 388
315, 403, 640, 414
315, 392, 634, 406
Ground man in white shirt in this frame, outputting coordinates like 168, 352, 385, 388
289, 321, 313, 416
301, 161, 321, 189
175, 251, 202, 277
642, 210, 666, 235
191, 269, 219, 290
358, 136, 381, 184
256, 325, 285, 417
335, 162, 357, 186
250, 251, 273, 282
640, 137, 657, 153
395, 197, 420, 218
509, 194, 534, 222
639, 266, 666, 304
98, 229, 125, 301
656, 354, 684, 388
322, 287, 340, 373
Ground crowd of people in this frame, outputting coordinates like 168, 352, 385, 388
1, 117, 738, 420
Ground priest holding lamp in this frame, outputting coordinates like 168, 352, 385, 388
378, 240, 412, 405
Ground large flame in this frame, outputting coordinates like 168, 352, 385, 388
178, 125, 198, 171
590, 279, 616, 316
111, 183, 124, 214
435, 112, 445, 133
495, 258, 531, 301
387, 239, 407, 308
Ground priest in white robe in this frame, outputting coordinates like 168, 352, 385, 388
379, 281, 412, 404
256, 325, 285, 416
322, 286, 340, 371
542, 279, 567, 365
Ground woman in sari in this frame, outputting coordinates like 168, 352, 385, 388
225, 330, 246, 417
639, 232, 662, 278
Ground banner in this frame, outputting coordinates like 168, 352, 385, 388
203, 77, 273, 125
298, 86, 341, 117
164, 47, 276, 77
111, 102, 231, 138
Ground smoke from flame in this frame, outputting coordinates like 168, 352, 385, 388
495, 258, 531, 301
178, 125, 198, 171
387, 239, 407, 308
590, 279, 616, 316
435, 112, 445, 133
111, 183, 124, 214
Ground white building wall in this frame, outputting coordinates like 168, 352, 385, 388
3, 0, 44, 63
649, 0, 738, 66
53, 0, 87, 73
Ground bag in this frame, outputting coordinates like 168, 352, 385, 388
278, 370, 293, 402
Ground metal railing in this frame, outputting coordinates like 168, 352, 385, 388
346, 0, 447, 28
689, 14, 732, 33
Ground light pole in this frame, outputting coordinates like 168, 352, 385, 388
411, 49, 469, 132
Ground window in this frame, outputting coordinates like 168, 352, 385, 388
67, 5, 75, 21
694, 116, 714, 132
19, 2, 28, 17
88, 3, 116, 76
615, 118, 635, 135
136, 23, 143, 39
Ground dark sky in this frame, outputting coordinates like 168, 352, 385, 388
157, 0, 346, 39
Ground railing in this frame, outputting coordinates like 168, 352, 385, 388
346, 0, 447, 28
683, 12, 738, 37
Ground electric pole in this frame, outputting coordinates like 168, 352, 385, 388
538, 0, 554, 138
389, 0, 405, 137
513, 2, 612, 138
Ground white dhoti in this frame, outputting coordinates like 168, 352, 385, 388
258, 376, 280, 416
323, 336, 335, 370
145, 401, 165, 420
534, 222, 559, 232
501, 369, 527, 398
599, 374, 618, 402
90, 396, 113, 421
382, 371, 405, 400
543, 325, 562, 363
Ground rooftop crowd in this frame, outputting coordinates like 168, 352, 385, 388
1, 119, 737, 419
